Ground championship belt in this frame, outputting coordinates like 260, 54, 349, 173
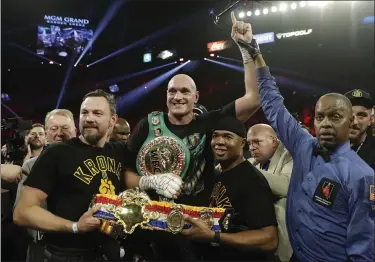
91, 188, 231, 239
136, 112, 191, 179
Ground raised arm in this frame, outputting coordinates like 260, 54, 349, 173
254, 55, 313, 156
230, 12, 260, 122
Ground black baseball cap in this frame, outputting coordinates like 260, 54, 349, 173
344, 89, 373, 109
213, 117, 246, 138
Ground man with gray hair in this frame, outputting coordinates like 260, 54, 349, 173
15, 108, 77, 261
22, 109, 77, 176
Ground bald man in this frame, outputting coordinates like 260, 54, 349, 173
130, 70, 260, 202
111, 118, 131, 145
128, 16, 262, 259
247, 124, 293, 261
249, 37, 374, 260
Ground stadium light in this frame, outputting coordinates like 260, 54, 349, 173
143, 53, 152, 63
280, 3, 288, 12
157, 50, 175, 60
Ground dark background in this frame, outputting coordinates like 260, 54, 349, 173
2, 0, 374, 130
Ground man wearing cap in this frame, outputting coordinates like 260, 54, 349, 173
344, 89, 375, 170
182, 117, 278, 261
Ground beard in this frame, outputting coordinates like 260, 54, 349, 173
29, 139, 44, 150
349, 126, 366, 141
82, 127, 107, 145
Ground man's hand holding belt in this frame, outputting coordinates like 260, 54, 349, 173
139, 173, 183, 199
91, 189, 230, 240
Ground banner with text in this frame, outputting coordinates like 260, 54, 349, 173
44, 15, 90, 28
276, 29, 313, 40
207, 41, 232, 52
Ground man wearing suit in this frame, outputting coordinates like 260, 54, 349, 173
247, 124, 293, 262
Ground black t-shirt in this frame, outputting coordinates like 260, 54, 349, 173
204, 160, 277, 261
23, 138, 136, 249
128, 102, 236, 206
353, 134, 375, 171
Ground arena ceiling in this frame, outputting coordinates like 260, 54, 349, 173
2, 0, 374, 124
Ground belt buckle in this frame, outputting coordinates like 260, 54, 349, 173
167, 204, 185, 234
93, 188, 152, 236
200, 208, 214, 229
114, 189, 152, 234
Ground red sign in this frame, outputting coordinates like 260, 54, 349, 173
207, 41, 231, 52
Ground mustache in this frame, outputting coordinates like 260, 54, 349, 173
84, 125, 97, 128
350, 125, 360, 130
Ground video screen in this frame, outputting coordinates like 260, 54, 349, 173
37, 25, 94, 56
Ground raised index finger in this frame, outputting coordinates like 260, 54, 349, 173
231, 11, 237, 25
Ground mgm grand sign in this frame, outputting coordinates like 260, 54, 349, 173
43, 15, 90, 28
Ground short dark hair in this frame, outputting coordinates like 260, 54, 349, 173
83, 89, 117, 115
25, 123, 44, 135
32, 123, 44, 129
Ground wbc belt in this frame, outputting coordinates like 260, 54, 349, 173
91, 188, 230, 239
136, 112, 191, 180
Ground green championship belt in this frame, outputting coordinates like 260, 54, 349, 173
136, 112, 191, 179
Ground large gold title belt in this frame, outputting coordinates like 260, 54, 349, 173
137, 136, 188, 178
136, 112, 191, 179
91, 188, 230, 239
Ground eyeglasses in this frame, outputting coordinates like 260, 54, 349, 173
247, 136, 276, 148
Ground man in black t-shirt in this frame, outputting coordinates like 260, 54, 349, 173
128, 15, 261, 260
13, 89, 183, 261
182, 117, 278, 261
129, 12, 261, 207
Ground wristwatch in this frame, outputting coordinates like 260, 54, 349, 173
210, 231, 221, 247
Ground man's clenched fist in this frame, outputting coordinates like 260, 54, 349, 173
77, 206, 101, 233
139, 173, 183, 199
